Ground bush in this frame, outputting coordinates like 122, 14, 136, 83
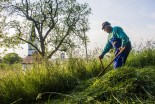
3, 53, 22, 64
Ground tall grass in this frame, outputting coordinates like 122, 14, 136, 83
127, 48, 155, 68
0, 43, 155, 103
0, 58, 101, 104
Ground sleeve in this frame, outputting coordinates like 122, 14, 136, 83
101, 40, 112, 57
116, 27, 129, 47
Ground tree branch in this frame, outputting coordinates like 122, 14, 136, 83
18, 37, 41, 54
48, 28, 71, 58
43, 0, 59, 40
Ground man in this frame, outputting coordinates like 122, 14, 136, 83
99, 21, 131, 69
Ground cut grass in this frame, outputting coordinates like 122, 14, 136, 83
48, 66, 155, 104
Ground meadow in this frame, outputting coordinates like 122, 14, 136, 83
0, 48, 155, 104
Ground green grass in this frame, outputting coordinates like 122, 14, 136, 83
0, 48, 155, 104
47, 66, 155, 104
127, 49, 155, 68
0, 58, 101, 104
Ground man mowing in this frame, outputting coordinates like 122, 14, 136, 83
99, 21, 132, 69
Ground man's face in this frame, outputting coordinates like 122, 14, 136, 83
103, 25, 112, 33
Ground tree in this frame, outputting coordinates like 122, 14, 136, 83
3, 53, 22, 64
1, 0, 91, 58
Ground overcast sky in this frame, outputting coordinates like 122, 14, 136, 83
1, 0, 155, 57
77, 0, 155, 49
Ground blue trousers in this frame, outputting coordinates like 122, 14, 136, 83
109, 38, 131, 69
114, 42, 131, 68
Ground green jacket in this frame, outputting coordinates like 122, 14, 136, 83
101, 26, 130, 56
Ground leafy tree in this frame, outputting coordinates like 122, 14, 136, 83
0, 0, 11, 48
1, 0, 91, 58
3, 53, 22, 64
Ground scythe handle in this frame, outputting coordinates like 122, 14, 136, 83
97, 47, 126, 77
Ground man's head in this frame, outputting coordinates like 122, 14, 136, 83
102, 21, 112, 33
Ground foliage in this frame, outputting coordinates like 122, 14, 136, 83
1, 0, 91, 58
2, 52, 22, 64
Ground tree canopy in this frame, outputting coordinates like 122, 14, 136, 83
0, 0, 91, 58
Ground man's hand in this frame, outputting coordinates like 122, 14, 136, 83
99, 54, 104, 59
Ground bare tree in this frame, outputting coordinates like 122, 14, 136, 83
1, 0, 91, 58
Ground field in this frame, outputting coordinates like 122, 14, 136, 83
0, 48, 155, 104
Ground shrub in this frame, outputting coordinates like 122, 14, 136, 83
3, 53, 22, 64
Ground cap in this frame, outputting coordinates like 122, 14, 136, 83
102, 21, 111, 30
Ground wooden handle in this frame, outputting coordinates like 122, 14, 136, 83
97, 47, 126, 77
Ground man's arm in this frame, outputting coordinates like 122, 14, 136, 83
99, 41, 112, 59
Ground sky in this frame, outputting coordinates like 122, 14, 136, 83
77, 0, 155, 49
1, 0, 155, 58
